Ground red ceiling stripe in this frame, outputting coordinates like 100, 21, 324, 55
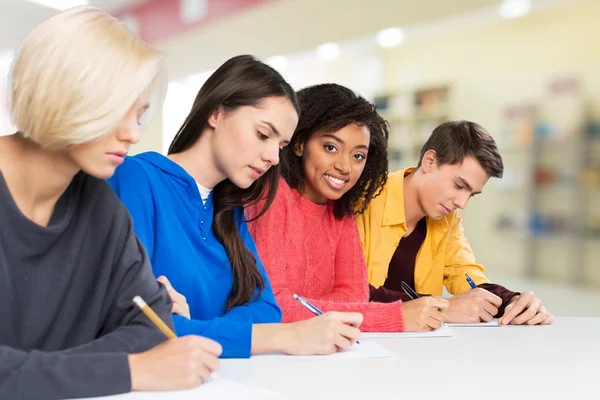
116, 0, 279, 44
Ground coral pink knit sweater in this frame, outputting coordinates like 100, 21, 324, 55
246, 178, 404, 332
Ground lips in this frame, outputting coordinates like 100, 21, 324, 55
106, 151, 127, 164
249, 166, 266, 179
323, 173, 348, 190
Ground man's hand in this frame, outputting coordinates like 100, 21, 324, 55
445, 288, 502, 323
499, 291, 555, 325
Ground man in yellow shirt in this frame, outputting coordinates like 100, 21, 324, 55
357, 120, 554, 327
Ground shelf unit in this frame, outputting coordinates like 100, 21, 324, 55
374, 85, 451, 172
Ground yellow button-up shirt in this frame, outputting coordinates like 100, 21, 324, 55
356, 168, 490, 296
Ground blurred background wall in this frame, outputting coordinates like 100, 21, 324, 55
1, 0, 598, 314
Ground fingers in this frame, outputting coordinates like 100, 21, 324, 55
335, 320, 362, 343
477, 308, 494, 323
426, 312, 445, 330
325, 311, 364, 328
158, 276, 189, 310
476, 297, 499, 319
500, 292, 533, 325
429, 308, 445, 324
333, 330, 354, 351
526, 306, 548, 326
196, 348, 221, 373
542, 312, 555, 325
157, 275, 172, 289
172, 303, 190, 319
195, 337, 223, 357
474, 288, 502, 307
512, 298, 541, 325
424, 297, 449, 311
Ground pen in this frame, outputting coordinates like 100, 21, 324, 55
400, 281, 420, 300
133, 295, 177, 339
465, 273, 477, 289
293, 294, 359, 344
401, 281, 447, 329
293, 293, 323, 316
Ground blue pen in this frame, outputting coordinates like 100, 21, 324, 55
293, 294, 323, 316
465, 273, 477, 289
293, 294, 360, 344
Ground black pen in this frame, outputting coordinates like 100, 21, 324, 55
400, 281, 420, 300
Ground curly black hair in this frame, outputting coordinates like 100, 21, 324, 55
280, 83, 389, 219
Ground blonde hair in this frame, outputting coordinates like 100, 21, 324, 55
9, 6, 166, 148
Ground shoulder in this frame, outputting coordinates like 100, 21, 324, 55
78, 172, 133, 230
109, 155, 153, 186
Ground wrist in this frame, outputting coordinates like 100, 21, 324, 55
127, 354, 144, 391
251, 323, 289, 355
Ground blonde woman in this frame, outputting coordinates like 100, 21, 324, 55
0, 7, 220, 400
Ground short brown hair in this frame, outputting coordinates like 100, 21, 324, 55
417, 120, 503, 178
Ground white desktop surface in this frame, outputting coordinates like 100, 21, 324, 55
217, 317, 600, 399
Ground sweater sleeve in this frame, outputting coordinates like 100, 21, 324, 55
443, 213, 491, 294
248, 196, 404, 333
0, 347, 130, 400
0, 203, 172, 400
172, 212, 282, 359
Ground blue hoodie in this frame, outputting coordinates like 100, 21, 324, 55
108, 151, 282, 358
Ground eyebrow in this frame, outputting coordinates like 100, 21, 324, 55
322, 134, 369, 151
457, 177, 482, 195
261, 121, 280, 137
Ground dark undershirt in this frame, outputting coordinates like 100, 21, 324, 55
369, 217, 518, 317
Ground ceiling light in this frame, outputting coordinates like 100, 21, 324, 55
376, 27, 405, 48
499, 0, 532, 19
315, 43, 340, 61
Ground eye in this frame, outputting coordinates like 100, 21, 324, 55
323, 144, 337, 152
353, 153, 366, 161
454, 183, 464, 190
257, 131, 269, 141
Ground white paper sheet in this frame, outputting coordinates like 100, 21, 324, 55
447, 319, 501, 327
75, 375, 279, 400
256, 340, 394, 361
360, 324, 455, 338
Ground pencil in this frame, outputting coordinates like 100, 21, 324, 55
133, 295, 176, 339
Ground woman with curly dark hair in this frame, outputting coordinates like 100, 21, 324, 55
247, 83, 439, 333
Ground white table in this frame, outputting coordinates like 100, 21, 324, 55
219, 317, 600, 400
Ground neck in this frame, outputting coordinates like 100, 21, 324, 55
168, 129, 225, 189
0, 134, 79, 224
402, 169, 426, 229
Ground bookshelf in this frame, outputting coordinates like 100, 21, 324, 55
374, 85, 451, 172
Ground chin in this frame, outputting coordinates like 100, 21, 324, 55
85, 166, 117, 180
230, 176, 254, 190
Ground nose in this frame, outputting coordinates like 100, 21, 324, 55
334, 156, 351, 175
116, 116, 141, 145
262, 144, 280, 166
453, 192, 470, 210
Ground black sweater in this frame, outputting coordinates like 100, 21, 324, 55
0, 171, 173, 399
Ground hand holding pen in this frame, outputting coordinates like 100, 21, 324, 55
398, 281, 448, 332
128, 296, 222, 391
292, 294, 363, 350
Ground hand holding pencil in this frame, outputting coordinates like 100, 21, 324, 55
128, 296, 222, 391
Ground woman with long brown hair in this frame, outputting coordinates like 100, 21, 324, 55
109, 55, 363, 358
